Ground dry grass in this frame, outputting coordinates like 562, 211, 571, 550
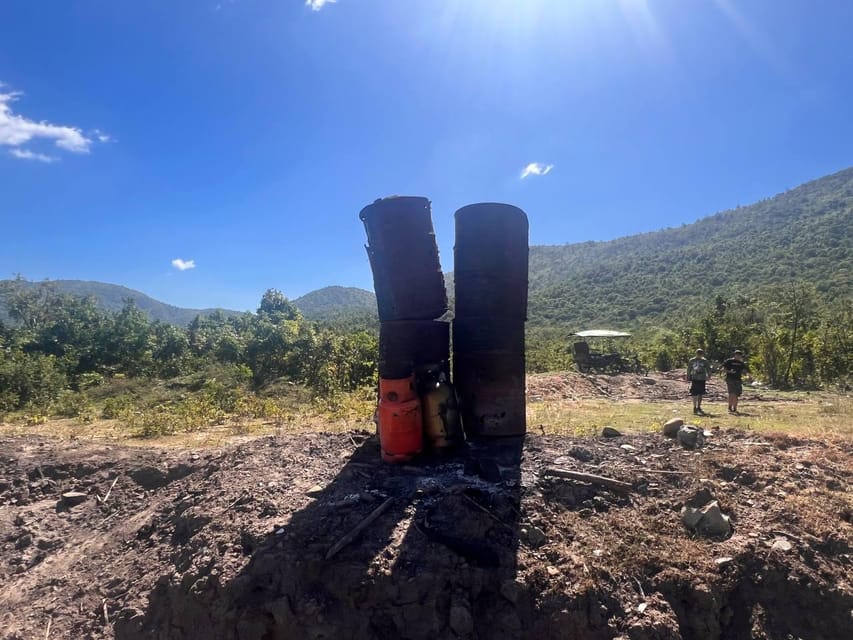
2, 390, 850, 447
524, 392, 853, 440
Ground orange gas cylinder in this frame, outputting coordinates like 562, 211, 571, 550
378, 376, 423, 463
379, 376, 417, 403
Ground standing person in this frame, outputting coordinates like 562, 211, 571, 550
687, 348, 711, 415
722, 349, 748, 414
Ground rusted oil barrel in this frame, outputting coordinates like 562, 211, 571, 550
453, 270, 528, 319
454, 203, 528, 321
454, 203, 529, 273
452, 317, 525, 353
378, 376, 423, 463
453, 350, 526, 437
367, 249, 447, 321
453, 203, 528, 437
379, 320, 450, 380
360, 196, 436, 254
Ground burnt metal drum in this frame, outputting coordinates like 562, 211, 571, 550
454, 203, 529, 274
452, 317, 525, 353
360, 196, 437, 254
454, 350, 526, 437
379, 320, 450, 380
453, 269, 527, 320
367, 248, 448, 321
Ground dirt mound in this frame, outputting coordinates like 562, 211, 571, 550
1, 428, 851, 639
526, 370, 727, 402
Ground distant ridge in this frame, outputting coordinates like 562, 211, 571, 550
292, 286, 376, 323
0, 279, 242, 327
2, 167, 850, 330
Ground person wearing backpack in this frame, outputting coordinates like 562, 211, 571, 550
686, 348, 711, 415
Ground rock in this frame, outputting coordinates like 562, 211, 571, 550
476, 458, 502, 483
520, 525, 547, 548
685, 487, 714, 509
696, 501, 732, 536
677, 425, 704, 449
0, 478, 10, 491
592, 496, 610, 512
620, 444, 637, 452
602, 426, 621, 438
449, 605, 474, 637
15, 533, 33, 550
36, 538, 62, 551
771, 537, 793, 552
568, 447, 594, 463
681, 489, 731, 537
500, 580, 521, 604
662, 418, 684, 438
60, 491, 88, 507
546, 565, 560, 576
641, 377, 656, 385
715, 556, 734, 566
449, 604, 474, 638
305, 485, 324, 497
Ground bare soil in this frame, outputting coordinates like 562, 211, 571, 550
1, 377, 851, 639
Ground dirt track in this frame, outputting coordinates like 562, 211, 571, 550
1, 412, 851, 639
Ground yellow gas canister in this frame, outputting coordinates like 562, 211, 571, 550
422, 380, 463, 451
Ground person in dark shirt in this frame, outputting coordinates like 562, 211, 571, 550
722, 349, 748, 413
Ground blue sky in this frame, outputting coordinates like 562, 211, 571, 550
1, 0, 851, 311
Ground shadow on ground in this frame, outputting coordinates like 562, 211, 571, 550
118, 436, 530, 639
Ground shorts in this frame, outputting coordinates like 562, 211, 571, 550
689, 380, 706, 396
726, 378, 743, 397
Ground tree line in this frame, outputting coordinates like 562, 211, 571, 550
0, 280, 377, 413
526, 281, 851, 389
1, 278, 850, 416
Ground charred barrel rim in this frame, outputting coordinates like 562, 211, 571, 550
359, 196, 431, 222
455, 202, 529, 226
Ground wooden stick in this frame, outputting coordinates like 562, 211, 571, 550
98, 476, 119, 503
634, 469, 693, 475
542, 467, 633, 495
102, 599, 109, 625
44, 616, 52, 640
460, 494, 512, 530
325, 497, 394, 560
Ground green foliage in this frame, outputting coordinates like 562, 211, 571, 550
525, 167, 852, 330
53, 391, 93, 419
0, 349, 67, 411
0, 281, 381, 414
102, 394, 136, 419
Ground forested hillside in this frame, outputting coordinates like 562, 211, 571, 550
527, 167, 852, 328
293, 286, 377, 326
0, 279, 239, 327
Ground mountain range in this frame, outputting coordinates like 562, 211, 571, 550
2, 167, 851, 330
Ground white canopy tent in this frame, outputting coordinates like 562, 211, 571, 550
571, 330, 632, 338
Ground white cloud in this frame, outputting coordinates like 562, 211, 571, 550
171, 258, 196, 271
1, 84, 109, 161
520, 162, 554, 179
93, 129, 112, 143
306, 0, 337, 11
9, 148, 57, 163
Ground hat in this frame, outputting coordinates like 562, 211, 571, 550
696, 348, 704, 354
734, 349, 743, 355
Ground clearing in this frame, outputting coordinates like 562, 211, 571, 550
0, 371, 850, 639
